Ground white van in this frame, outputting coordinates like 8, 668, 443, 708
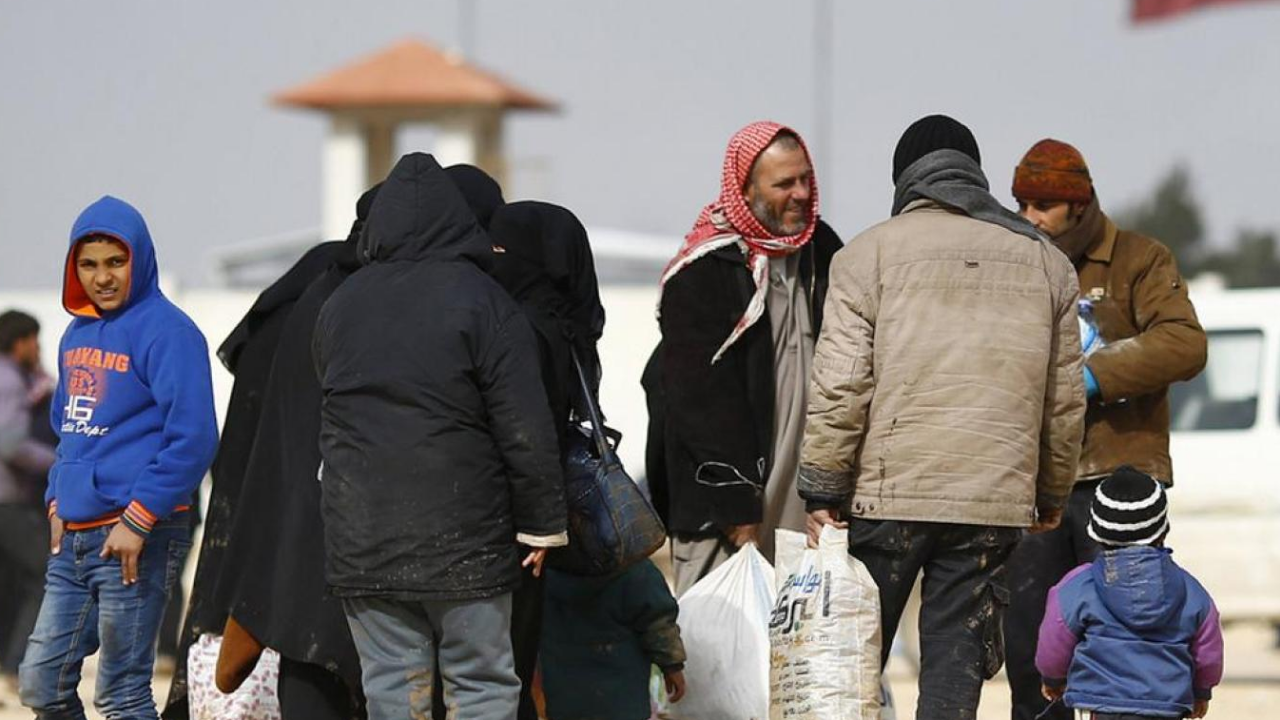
1168, 288, 1280, 622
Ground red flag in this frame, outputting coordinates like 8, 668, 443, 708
1134, 0, 1279, 22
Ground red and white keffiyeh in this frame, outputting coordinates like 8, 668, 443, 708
660, 121, 819, 364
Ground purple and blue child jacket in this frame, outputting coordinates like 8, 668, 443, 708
1036, 545, 1224, 717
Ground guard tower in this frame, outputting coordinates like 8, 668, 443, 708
275, 38, 556, 238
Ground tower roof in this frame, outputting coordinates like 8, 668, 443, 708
274, 39, 556, 112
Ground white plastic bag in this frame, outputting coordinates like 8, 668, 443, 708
769, 526, 882, 720
187, 633, 282, 720
672, 543, 776, 720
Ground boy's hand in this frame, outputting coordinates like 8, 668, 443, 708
1041, 682, 1065, 702
1189, 699, 1209, 718
521, 548, 547, 577
49, 515, 64, 555
663, 668, 686, 703
100, 522, 145, 585
806, 509, 848, 548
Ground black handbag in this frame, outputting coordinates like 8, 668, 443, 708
547, 349, 667, 575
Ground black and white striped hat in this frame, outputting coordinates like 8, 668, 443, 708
1088, 466, 1170, 547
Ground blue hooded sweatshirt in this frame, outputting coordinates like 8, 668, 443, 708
46, 196, 218, 536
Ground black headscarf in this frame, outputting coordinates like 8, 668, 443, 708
489, 201, 605, 376
445, 163, 505, 231
216, 242, 345, 374
487, 202, 604, 720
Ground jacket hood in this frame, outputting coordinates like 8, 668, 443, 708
357, 153, 492, 269
1090, 546, 1186, 631
63, 195, 159, 318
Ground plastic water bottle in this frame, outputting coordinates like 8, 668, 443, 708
1078, 299, 1104, 356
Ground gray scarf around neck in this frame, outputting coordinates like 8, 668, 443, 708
892, 149, 1045, 242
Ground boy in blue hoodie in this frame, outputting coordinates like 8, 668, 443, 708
1036, 466, 1224, 719
18, 196, 218, 720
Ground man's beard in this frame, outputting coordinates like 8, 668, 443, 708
751, 196, 809, 236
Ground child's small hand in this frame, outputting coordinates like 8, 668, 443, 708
1189, 699, 1209, 718
1041, 682, 1065, 702
663, 667, 686, 703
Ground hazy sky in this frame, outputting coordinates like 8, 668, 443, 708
3, 0, 1278, 288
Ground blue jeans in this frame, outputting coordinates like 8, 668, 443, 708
343, 594, 519, 720
18, 518, 191, 720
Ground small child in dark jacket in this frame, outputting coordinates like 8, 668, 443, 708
541, 558, 686, 720
1036, 466, 1224, 719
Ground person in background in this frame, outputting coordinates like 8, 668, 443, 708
1036, 466, 1223, 720
647, 121, 842, 595
801, 115, 1086, 719
19, 196, 219, 720
488, 199, 604, 720
1005, 138, 1208, 720
0, 310, 56, 690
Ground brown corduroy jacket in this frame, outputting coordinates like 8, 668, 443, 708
1077, 214, 1207, 484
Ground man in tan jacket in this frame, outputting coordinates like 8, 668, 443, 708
801, 115, 1086, 720
1003, 139, 1207, 720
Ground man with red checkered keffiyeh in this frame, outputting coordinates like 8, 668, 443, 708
642, 121, 843, 594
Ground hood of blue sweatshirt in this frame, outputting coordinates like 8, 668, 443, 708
48, 196, 218, 536
63, 196, 160, 318
1091, 546, 1186, 631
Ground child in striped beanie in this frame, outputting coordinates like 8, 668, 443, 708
1035, 466, 1224, 719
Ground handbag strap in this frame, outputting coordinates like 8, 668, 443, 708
570, 347, 612, 460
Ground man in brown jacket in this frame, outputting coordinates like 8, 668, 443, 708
1003, 138, 1208, 720
801, 116, 1086, 720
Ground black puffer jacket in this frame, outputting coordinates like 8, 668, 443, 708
644, 220, 842, 535
313, 153, 567, 601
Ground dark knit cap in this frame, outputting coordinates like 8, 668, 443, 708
892, 115, 982, 183
1088, 466, 1170, 547
1012, 139, 1093, 204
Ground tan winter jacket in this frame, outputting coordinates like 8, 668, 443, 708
1076, 215, 1206, 483
799, 200, 1086, 528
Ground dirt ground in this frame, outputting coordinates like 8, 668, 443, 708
2, 621, 1275, 719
